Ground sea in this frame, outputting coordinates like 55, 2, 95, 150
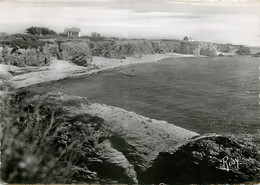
40, 55, 260, 135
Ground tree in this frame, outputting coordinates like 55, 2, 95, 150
91, 32, 101, 37
25, 27, 57, 36
183, 36, 189, 41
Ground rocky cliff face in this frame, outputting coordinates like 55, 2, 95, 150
0, 36, 251, 67
0, 39, 93, 67
236, 45, 251, 55
50, 40, 93, 66
89, 39, 182, 59
0, 46, 52, 67
2, 91, 259, 184
89, 40, 155, 58
90, 39, 249, 58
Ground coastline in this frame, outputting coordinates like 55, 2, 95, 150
1, 53, 198, 89
2, 51, 260, 184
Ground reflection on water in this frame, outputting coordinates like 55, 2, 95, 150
40, 56, 260, 135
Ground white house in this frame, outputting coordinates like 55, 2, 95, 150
64, 27, 81, 37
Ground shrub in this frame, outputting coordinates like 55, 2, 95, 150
25, 27, 57, 36
1, 90, 104, 183
81, 36, 106, 42
0, 34, 45, 49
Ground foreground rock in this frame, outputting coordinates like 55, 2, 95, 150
141, 134, 260, 184
1, 90, 198, 183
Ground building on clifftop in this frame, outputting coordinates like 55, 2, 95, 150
64, 27, 81, 37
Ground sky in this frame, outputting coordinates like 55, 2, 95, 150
0, 0, 260, 46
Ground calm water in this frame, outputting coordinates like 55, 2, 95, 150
41, 56, 260, 135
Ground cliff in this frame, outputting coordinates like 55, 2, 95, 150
89, 39, 249, 58
2, 90, 259, 184
49, 40, 93, 66
0, 35, 93, 67
0, 46, 52, 67
89, 39, 181, 58
0, 35, 251, 67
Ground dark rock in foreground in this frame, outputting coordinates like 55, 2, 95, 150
140, 135, 260, 184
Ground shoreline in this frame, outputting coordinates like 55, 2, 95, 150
1, 53, 198, 89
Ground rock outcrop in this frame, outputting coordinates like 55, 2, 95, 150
51, 40, 93, 66
89, 40, 155, 58
0, 46, 52, 67
1, 90, 198, 184
236, 46, 251, 55
140, 134, 260, 184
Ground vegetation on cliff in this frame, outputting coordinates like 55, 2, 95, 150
25, 26, 57, 36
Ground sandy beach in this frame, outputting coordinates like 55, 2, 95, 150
0, 53, 196, 89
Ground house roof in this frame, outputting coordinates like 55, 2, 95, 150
64, 27, 81, 32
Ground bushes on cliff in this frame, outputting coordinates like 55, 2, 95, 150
1, 39, 45, 50
81, 36, 106, 42
0, 34, 45, 50
25, 27, 57, 36
1, 90, 106, 183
